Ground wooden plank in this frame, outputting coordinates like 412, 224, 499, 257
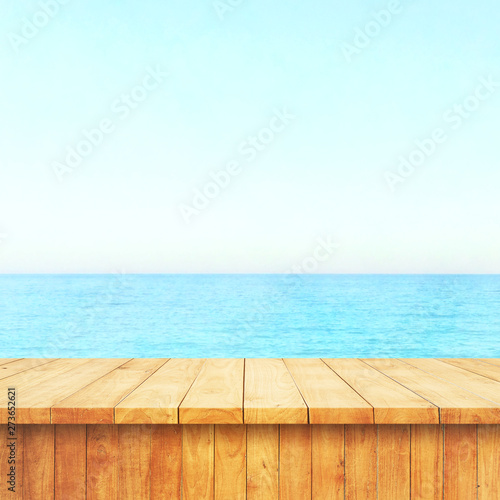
404, 359, 500, 405
215, 425, 246, 500
444, 424, 477, 499
0, 358, 56, 380
11, 358, 129, 423
247, 424, 279, 500
87, 424, 118, 500
285, 359, 373, 424
151, 424, 183, 500
478, 425, 500, 499
364, 358, 500, 424
440, 358, 500, 382
116, 358, 205, 424
280, 424, 312, 499
480, 359, 500, 367
180, 359, 244, 424
345, 424, 377, 499
182, 424, 215, 499
0, 359, 20, 366
410, 424, 443, 500
118, 424, 151, 499
24, 424, 55, 499
311, 425, 344, 499
0, 358, 92, 423
52, 358, 166, 423
244, 358, 307, 424
0, 358, 89, 388
55, 424, 86, 499
378, 424, 410, 499
0, 423, 23, 499
324, 359, 438, 424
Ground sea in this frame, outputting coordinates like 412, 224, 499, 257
0, 274, 499, 358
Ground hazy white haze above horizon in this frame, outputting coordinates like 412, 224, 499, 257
0, 0, 499, 273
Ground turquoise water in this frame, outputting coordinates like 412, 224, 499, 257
0, 274, 499, 358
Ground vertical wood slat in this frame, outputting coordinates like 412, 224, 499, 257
24, 424, 55, 499
151, 424, 183, 499
55, 424, 86, 499
280, 424, 312, 500
87, 424, 118, 500
215, 425, 246, 500
312, 424, 344, 499
118, 424, 151, 500
478, 425, 500, 499
378, 424, 410, 499
6, 423, 500, 498
345, 424, 377, 499
247, 424, 279, 500
0, 424, 23, 499
182, 424, 215, 499
411, 424, 443, 500
444, 424, 477, 499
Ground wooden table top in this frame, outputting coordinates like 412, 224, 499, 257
1, 358, 499, 425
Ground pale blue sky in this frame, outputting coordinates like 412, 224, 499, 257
0, 0, 499, 273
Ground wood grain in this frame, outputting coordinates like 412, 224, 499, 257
0, 358, 89, 389
52, 358, 166, 423
285, 358, 373, 424
478, 425, 500, 499
0, 359, 19, 366
440, 358, 500, 383
55, 424, 86, 499
444, 424, 477, 499
365, 358, 500, 424
87, 424, 118, 500
1, 359, 499, 425
151, 424, 183, 499
3, 359, 500, 498
247, 424, 279, 500
404, 359, 500, 405
0, 358, 56, 380
0, 358, 92, 423
411, 424, 443, 500
215, 425, 246, 500
24, 425, 55, 499
1, 423, 23, 499
280, 424, 312, 499
180, 359, 244, 424
378, 424, 410, 499
116, 358, 205, 424
118, 424, 151, 499
325, 359, 438, 424
182, 424, 215, 499
480, 359, 500, 367
9, 420, 500, 499
345, 424, 377, 499
3, 359, 128, 424
311, 425, 344, 499
245, 358, 308, 424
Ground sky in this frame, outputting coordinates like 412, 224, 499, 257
0, 0, 499, 273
